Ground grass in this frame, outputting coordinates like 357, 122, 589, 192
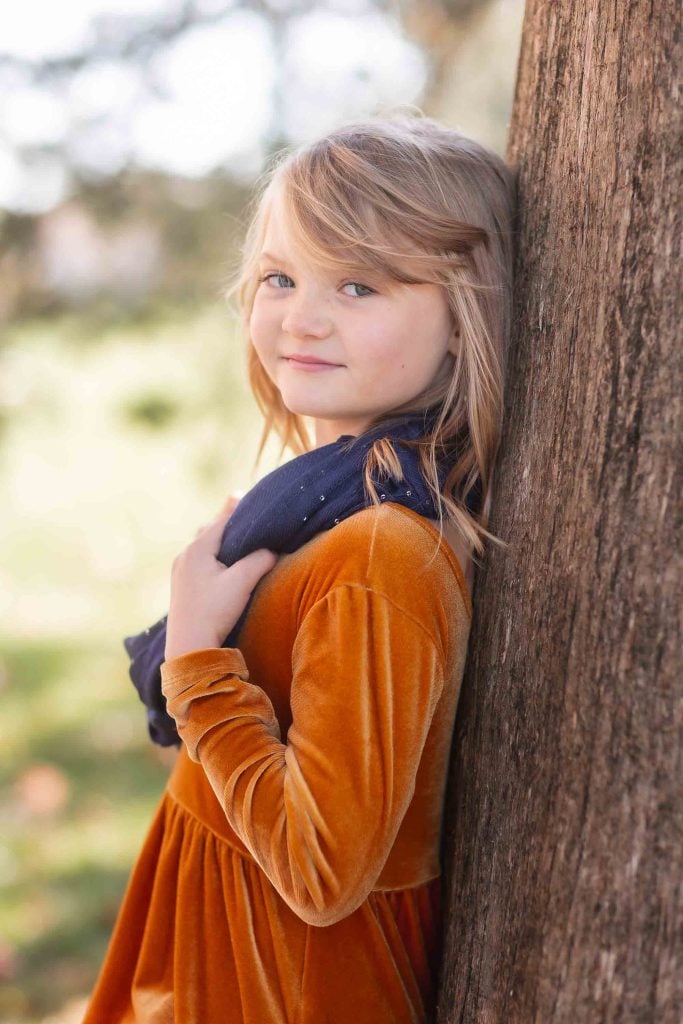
0, 637, 175, 1023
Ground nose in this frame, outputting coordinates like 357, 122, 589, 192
281, 286, 333, 339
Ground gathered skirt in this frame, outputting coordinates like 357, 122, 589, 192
83, 784, 443, 1023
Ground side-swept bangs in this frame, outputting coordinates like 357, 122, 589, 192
271, 137, 490, 290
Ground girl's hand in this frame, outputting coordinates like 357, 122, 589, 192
165, 494, 277, 661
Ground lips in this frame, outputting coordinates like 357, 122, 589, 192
283, 355, 340, 366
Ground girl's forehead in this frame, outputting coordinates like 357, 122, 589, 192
258, 177, 438, 286
260, 197, 313, 259
262, 188, 324, 249
260, 206, 369, 273
258, 179, 431, 282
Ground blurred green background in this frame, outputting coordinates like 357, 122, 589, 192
0, 1, 523, 1020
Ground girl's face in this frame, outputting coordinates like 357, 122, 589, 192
249, 191, 459, 447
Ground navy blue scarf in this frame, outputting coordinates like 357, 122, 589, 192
123, 410, 480, 747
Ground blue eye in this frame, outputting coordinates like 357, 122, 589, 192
259, 272, 375, 297
261, 272, 293, 288
342, 282, 375, 298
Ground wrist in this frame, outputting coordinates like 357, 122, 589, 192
165, 633, 222, 662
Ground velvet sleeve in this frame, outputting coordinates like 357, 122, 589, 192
160, 583, 446, 927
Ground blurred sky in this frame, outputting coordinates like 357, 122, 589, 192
0, 0, 431, 213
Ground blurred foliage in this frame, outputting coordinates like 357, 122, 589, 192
0, 638, 175, 1023
122, 391, 180, 430
0, 301, 289, 1022
0, 171, 252, 325
0, 301, 282, 646
0, 0, 525, 328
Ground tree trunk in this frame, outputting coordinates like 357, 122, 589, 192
436, 3, 681, 1022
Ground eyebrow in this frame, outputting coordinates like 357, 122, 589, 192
258, 251, 290, 263
257, 251, 383, 279
256, 250, 403, 293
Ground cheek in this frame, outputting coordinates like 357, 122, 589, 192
363, 333, 413, 379
359, 322, 444, 389
357, 317, 412, 372
249, 302, 275, 353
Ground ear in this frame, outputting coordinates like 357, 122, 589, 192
447, 324, 461, 356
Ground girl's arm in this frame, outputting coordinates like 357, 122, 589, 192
160, 582, 446, 927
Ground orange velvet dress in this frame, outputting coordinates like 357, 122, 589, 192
83, 501, 472, 1024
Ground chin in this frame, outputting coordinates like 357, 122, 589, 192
276, 389, 328, 417
276, 390, 311, 413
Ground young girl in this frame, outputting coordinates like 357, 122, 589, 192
83, 113, 515, 1023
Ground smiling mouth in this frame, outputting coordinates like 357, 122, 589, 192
284, 354, 339, 363
282, 357, 342, 369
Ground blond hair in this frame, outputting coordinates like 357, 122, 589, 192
224, 112, 517, 562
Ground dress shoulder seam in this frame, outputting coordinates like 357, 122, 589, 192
299, 581, 445, 659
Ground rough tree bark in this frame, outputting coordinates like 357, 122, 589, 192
436, 3, 681, 1023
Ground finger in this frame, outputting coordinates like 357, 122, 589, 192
248, 547, 278, 570
228, 548, 278, 589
